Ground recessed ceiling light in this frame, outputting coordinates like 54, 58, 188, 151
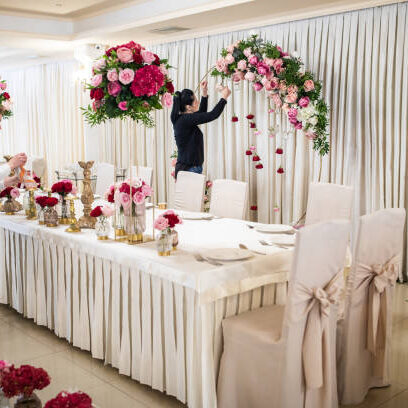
149, 26, 190, 34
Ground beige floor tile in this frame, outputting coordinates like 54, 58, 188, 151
0, 304, 16, 318
393, 284, 408, 326
377, 389, 408, 408
88, 383, 147, 408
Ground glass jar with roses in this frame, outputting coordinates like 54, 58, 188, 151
44, 391, 93, 408
51, 180, 77, 225
90, 205, 114, 240
35, 196, 49, 225
105, 184, 126, 241
0, 187, 20, 215
114, 178, 152, 244
43, 197, 59, 227
0, 364, 50, 408
154, 210, 182, 256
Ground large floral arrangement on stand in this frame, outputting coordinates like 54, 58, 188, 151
211, 35, 329, 155
0, 77, 12, 129
82, 41, 174, 126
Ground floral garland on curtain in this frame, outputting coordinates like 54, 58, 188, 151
82, 41, 174, 127
0, 77, 12, 129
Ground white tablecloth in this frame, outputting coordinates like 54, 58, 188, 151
0, 211, 292, 408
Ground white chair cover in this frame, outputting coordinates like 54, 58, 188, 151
210, 179, 248, 219
217, 220, 350, 408
305, 182, 354, 225
131, 165, 153, 186
338, 208, 405, 405
174, 171, 206, 212
95, 163, 114, 197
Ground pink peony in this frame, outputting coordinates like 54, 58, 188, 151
141, 50, 156, 64
133, 191, 145, 205
244, 71, 256, 82
257, 61, 270, 75
130, 65, 164, 97
10, 188, 19, 199
108, 81, 121, 97
271, 93, 282, 107
288, 107, 298, 119
101, 205, 114, 217
298, 96, 310, 108
243, 48, 252, 57
232, 71, 244, 82
107, 69, 119, 82
159, 64, 168, 76
90, 74, 102, 87
287, 84, 298, 95
154, 215, 169, 231
141, 184, 153, 197
248, 55, 258, 65
161, 92, 173, 108
273, 58, 284, 74
304, 79, 315, 92
285, 93, 298, 104
253, 82, 263, 92
117, 47, 133, 63
270, 78, 279, 89
263, 57, 275, 66
225, 54, 235, 64
118, 101, 128, 111
215, 58, 228, 73
93, 58, 106, 71
264, 81, 273, 91
237, 60, 247, 71
119, 68, 135, 85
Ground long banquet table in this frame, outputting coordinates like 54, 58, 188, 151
0, 209, 292, 408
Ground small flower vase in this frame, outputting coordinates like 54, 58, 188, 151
59, 196, 70, 225
23, 190, 30, 216
14, 393, 41, 408
44, 207, 58, 227
95, 216, 111, 240
114, 206, 126, 241
0, 389, 10, 408
125, 202, 146, 244
37, 207, 45, 225
3, 198, 16, 215
171, 229, 178, 250
156, 229, 172, 256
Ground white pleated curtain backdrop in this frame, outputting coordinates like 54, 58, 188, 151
0, 2, 407, 276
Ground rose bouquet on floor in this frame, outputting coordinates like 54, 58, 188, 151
0, 78, 12, 129
45, 391, 93, 408
82, 41, 174, 127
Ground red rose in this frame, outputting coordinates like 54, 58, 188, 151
252, 155, 260, 162
250, 122, 256, 128
107, 192, 114, 203
276, 148, 283, 154
245, 150, 252, 156
153, 54, 160, 65
119, 182, 130, 194
133, 53, 143, 64
44, 391, 93, 408
231, 116, 238, 122
2, 92, 10, 99
166, 81, 174, 94
93, 88, 104, 101
35, 196, 48, 208
45, 197, 59, 207
246, 114, 254, 120
90, 206, 102, 218
255, 164, 263, 169
250, 205, 258, 211
277, 167, 284, 174
163, 213, 180, 228
0, 186, 13, 198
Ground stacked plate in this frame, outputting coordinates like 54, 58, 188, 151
199, 248, 253, 262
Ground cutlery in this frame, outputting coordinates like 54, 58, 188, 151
239, 243, 265, 255
194, 253, 223, 266
247, 224, 255, 229
259, 240, 291, 249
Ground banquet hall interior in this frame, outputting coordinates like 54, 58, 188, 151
0, 0, 407, 407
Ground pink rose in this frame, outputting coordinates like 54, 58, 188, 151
206, 180, 213, 188
263, 81, 273, 91
271, 93, 282, 107
215, 58, 228, 73
257, 61, 270, 75
304, 80, 315, 92
0, 83, 6, 90
10, 188, 19, 199
287, 84, 298, 95
244, 71, 256, 82
133, 191, 145, 205
227, 44, 235, 53
248, 55, 258, 65
243, 48, 252, 57
119, 68, 135, 85
1, 100, 11, 111
225, 54, 235, 64
270, 78, 279, 89
294, 121, 303, 130
305, 131, 317, 140
108, 81, 121, 97
289, 116, 298, 125
90, 74, 102, 87
118, 101, 128, 111
141, 50, 155, 64
171, 158, 177, 167
253, 82, 263, 92
285, 93, 298, 104
273, 58, 284, 74
101, 205, 114, 217
159, 64, 168, 75
263, 57, 274, 66
237, 60, 247, 71
117, 47, 133, 63
161, 92, 173, 108
120, 192, 131, 212
232, 71, 244, 82
154, 215, 169, 231
93, 58, 106, 71
171, 170, 175, 178
107, 69, 119, 82
249, 145, 256, 151
288, 108, 298, 119
298, 96, 310, 108
279, 80, 287, 92
141, 184, 153, 197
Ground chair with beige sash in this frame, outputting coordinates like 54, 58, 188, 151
174, 171, 206, 212
338, 208, 405, 405
217, 220, 350, 408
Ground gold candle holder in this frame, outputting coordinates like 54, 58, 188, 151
158, 202, 167, 210
78, 161, 96, 229
26, 189, 37, 220
65, 197, 81, 233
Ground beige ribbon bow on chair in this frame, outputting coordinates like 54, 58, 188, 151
291, 270, 344, 389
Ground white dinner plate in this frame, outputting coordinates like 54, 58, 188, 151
265, 235, 296, 246
200, 248, 253, 261
255, 224, 294, 234
180, 211, 214, 220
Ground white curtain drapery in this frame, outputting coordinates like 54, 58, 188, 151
1, 2, 407, 276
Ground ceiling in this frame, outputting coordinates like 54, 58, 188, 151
0, 0, 400, 70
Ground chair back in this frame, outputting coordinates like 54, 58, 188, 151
95, 163, 114, 197
210, 179, 248, 219
174, 171, 206, 212
338, 208, 405, 404
305, 182, 354, 225
131, 165, 153, 186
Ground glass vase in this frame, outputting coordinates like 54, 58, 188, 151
95, 216, 111, 240
124, 202, 146, 244
171, 229, 178, 250
114, 205, 126, 241
0, 389, 10, 408
59, 196, 70, 225
3, 198, 16, 215
44, 207, 58, 227
37, 207, 45, 225
156, 230, 172, 256
14, 393, 41, 408
23, 190, 30, 216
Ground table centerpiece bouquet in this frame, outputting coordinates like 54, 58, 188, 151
44, 391, 93, 408
0, 186, 20, 214
43, 197, 59, 227
154, 210, 182, 256
51, 180, 77, 225
35, 196, 50, 225
90, 205, 114, 240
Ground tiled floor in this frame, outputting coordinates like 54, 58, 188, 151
1, 284, 407, 407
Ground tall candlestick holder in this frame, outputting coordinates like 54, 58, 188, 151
77, 161, 96, 229
65, 196, 81, 233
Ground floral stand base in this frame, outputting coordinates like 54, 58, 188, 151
14, 393, 41, 408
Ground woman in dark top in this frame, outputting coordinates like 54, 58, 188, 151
171, 81, 231, 178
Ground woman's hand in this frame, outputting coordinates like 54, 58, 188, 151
220, 86, 231, 100
8, 153, 27, 170
200, 81, 208, 97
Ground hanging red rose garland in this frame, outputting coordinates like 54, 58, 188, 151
0, 77, 12, 129
82, 41, 174, 127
